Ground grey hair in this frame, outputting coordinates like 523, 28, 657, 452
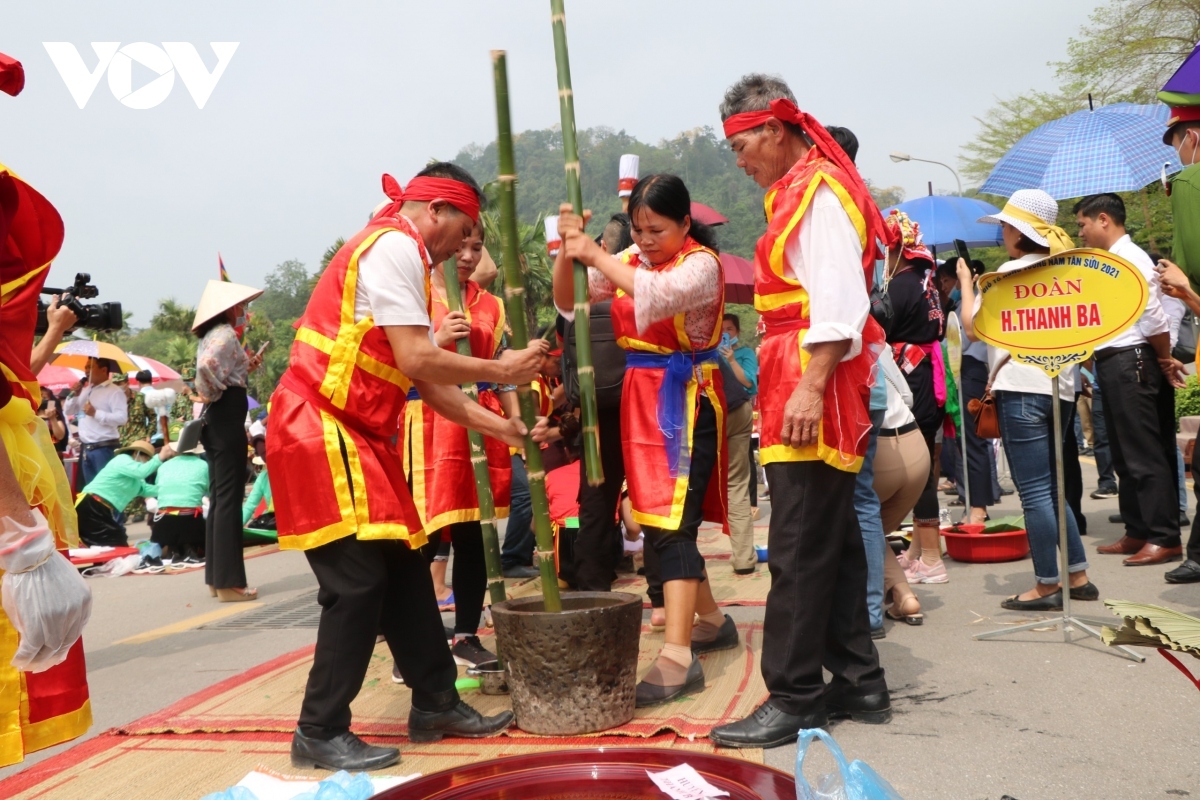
718, 74, 805, 139
718, 73, 796, 119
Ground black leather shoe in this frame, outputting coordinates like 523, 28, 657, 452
1165, 559, 1200, 584
502, 565, 539, 579
826, 690, 892, 725
1108, 514, 1124, 524
691, 614, 739, 655
1001, 590, 1062, 611
733, 566, 756, 575
709, 700, 825, 749
408, 701, 514, 743
1069, 581, 1099, 601
290, 728, 399, 770
635, 657, 705, 707
870, 627, 886, 640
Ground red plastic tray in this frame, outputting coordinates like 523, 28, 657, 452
941, 527, 1030, 563
68, 546, 139, 566
377, 747, 796, 799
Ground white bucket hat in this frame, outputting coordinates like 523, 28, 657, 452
977, 189, 1061, 247
192, 280, 264, 331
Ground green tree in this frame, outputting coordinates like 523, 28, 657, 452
149, 298, 195, 335
255, 259, 311, 321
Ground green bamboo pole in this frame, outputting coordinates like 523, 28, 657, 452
492, 50, 562, 613
549, 0, 604, 487
441, 260, 507, 617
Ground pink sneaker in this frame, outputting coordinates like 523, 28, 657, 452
896, 552, 915, 571
906, 559, 949, 584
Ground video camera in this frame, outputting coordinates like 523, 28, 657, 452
35, 273, 123, 335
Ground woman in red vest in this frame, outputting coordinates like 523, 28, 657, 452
552, 174, 735, 707
403, 222, 514, 668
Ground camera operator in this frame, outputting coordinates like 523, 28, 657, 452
28, 295, 80, 375
63, 357, 128, 486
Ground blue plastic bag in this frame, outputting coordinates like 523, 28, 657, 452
294, 770, 375, 800
794, 728, 904, 800
200, 788, 257, 800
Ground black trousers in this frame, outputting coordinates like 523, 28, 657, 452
570, 405, 626, 591
203, 387, 249, 589
77, 494, 127, 547
1095, 346, 1180, 547
749, 437, 759, 507
642, 396, 719, 587
1186, 479, 1200, 563
761, 460, 886, 715
1063, 396, 1087, 536
299, 535, 458, 737
422, 521, 487, 635
958, 356, 998, 508
151, 512, 205, 554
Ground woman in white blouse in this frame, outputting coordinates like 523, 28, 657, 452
958, 189, 1097, 612
192, 280, 264, 602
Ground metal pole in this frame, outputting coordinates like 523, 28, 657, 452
974, 374, 1143, 662
959, 374, 970, 516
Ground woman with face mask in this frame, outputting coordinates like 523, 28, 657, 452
550, 174, 735, 707
193, 280, 265, 601
401, 222, 516, 670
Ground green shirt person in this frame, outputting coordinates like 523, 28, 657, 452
1165, 106, 1200, 285
243, 460, 273, 525
81, 442, 163, 512
155, 452, 209, 510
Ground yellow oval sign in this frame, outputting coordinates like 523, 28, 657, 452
945, 311, 962, 376
973, 247, 1148, 377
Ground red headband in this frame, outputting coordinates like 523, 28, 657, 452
721, 98, 900, 256
380, 174, 480, 223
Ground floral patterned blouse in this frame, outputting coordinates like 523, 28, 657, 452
195, 324, 248, 402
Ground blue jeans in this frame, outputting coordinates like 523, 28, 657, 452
854, 408, 886, 631
81, 445, 116, 487
501, 454, 534, 569
1089, 371, 1118, 493
996, 391, 1089, 584
1178, 447, 1188, 518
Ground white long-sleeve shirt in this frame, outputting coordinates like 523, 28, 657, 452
64, 381, 128, 444
1097, 234, 1169, 351
782, 184, 869, 361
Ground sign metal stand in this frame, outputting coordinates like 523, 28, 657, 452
969, 248, 1153, 662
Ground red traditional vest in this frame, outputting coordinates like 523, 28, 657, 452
286, 214, 429, 437
610, 240, 728, 531
754, 151, 884, 473
270, 214, 430, 551
403, 280, 512, 531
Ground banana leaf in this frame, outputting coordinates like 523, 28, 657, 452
981, 516, 1025, 534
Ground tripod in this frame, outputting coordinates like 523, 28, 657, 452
974, 374, 1144, 663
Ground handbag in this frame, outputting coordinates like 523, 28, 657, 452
967, 354, 1009, 440
174, 406, 207, 453
869, 274, 894, 338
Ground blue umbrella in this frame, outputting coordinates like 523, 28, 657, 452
881, 195, 1003, 251
980, 102, 1183, 199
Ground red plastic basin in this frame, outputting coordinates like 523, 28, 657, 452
941, 527, 1030, 563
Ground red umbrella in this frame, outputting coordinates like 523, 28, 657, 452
691, 202, 728, 226
721, 253, 754, 305
37, 364, 84, 392
127, 354, 182, 382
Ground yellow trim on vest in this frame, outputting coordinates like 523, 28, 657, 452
754, 287, 809, 313
318, 228, 395, 408
278, 519, 425, 552
404, 399, 428, 527
21, 699, 92, 756
629, 362, 724, 530
425, 505, 512, 534
294, 327, 409, 389
758, 331, 864, 473
0, 607, 21, 768
0, 264, 48, 304
822, 176, 868, 250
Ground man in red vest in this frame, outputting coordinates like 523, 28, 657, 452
708, 75, 894, 749
268, 162, 546, 771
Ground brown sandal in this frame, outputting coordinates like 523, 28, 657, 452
885, 594, 924, 626
216, 587, 258, 602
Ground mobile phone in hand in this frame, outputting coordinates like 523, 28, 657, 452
954, 239, 971, 268
255, 340, 270, 358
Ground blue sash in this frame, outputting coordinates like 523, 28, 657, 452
624, 347, 718, 478
406, 383, 492, 402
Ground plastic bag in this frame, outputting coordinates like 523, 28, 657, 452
293, 770, 374, 800
200, 788, 258, 800
0, 510, 93, 672
795, 728, 904, 800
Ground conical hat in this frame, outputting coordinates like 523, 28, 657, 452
192, 280, 263, 331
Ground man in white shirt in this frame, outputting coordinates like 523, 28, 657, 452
709, 75, 890, 750
1076, 194, 1187, 566
63, 357, 128, 487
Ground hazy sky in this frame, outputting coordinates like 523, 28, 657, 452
5, 0, 1101, 326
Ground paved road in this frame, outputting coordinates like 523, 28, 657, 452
3, 459, 1199, 798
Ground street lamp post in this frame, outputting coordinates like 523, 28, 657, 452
890, 151, 963, 195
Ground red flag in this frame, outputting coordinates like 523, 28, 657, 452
0, 52, 25, 97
